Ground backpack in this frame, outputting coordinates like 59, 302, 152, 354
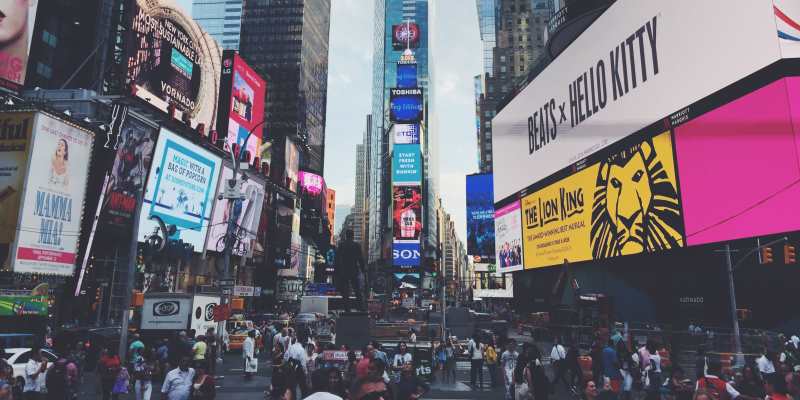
485, 346, 498, 364
697, 376, 729, 400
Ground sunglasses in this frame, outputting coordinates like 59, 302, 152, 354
360, 390, 389, 400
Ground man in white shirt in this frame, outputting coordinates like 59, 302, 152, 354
756, 350, 776, 378
23, 348, 47, 399
392, 342, 413, 372
550, 338, 568, 389
161, 356, 195, 400
284, 336, 309, 374
500, 340, 518, 400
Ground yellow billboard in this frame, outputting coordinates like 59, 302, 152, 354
523, 131, 684, 269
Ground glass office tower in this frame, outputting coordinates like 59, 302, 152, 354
192, 0, 244, 50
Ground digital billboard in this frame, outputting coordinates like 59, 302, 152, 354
0, 1, 38, 91
466, 174, 495, 260
390, 88, 423, 123
394, 124, 420, 145
0, 113, 33, 266
392, 185, 422, 242
126, 0, 222, 132
12, 113, 94, 276
392, 22, 420, 50
392, 144, 421, 183
397, 62, 417, 88
495, 201, 522, 272
102, 115, 158, 228
285, 139, 299, 192
138, 128, 221, 251
492, 0, 800, 202
299, 171, 324, 196
393, 242, 420, 267
217, 51, 266, 164
205, 166, 265, 256
392, 272, 420, 289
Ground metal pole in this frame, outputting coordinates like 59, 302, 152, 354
724, 243, 744, 367
118, 184, 144, 364
441, 275, 446, 342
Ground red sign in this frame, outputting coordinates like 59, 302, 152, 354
392, 22, 420, 50
212, 304, 232, 322
218, 51, 267, 164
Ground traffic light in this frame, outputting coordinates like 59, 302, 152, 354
784, 244, 796, 264
761, 246, 774, 264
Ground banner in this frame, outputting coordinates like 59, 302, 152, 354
102, 115, 158, 228
0, 295, 47, 317
126, 0, 222, 131
0, 1, 38, 91
521, 131, 683, 269
466, 173, 495, 260
392, 144, 421, 183
138, 128, 221, 250
0, 113, 33, 265
218, 51, 266, 163
390, 88, 423, 123
492, 0, 797, 202
13, 113, 94, 276
495, 201, 523, 272
205, 166, 265, 256
392, 185, 422, 242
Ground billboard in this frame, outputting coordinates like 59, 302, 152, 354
394, 124, 420, 145
138, 128, 221, 251
0, 295, 47, 317
217, 51, 267, 164
126, 0, 222, 132
390, 88, 423, 123
392, 185, 422, 242
205, 166, 265, 256
466, 174, 495, 260
189, 294, 220, 335
392, 272, 420, 289
393, 242, 420, 267
0, 1, 38, 91
285, 139, 299, 192
392, 22, 421, 50
397, 62, 417, 88
102, 115, 158, 228
12, 114, 94, 275
392, 144, 421, 183
492, 0, 800, 202
0, 113, 33, 265
299, 171, 324, 196
140, 296, 192, 330
494, 201, 522, 272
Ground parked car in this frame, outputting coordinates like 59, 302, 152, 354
4, 348, 58, 387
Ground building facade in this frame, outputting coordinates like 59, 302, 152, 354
192, 0, 244, 50
326, 188, 336, 246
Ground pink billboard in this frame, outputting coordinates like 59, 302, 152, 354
674, 77, 800, 246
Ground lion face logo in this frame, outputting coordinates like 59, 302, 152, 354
591, 137, 684, 258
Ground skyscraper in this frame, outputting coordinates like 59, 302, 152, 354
369, 0, 437, 266
192, 0, 244, 50
240, 0, 331, 175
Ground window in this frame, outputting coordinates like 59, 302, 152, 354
486, 154, 492, 161
484, 131, 491, 139
484, 121, 491, 128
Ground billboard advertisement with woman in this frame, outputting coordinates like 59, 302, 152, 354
0, 0, 39, 91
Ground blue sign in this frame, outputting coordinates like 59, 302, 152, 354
466, 173, 495, 259
390, 88, 423, 123
392, 144, 422, 183
393, 242, 420, 267
397, 63, 417, 88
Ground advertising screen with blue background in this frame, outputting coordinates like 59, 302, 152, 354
392, 144, 421, 183
466, 173, 495, 259
393, 241, 420, 267
390, 88, 423, 123
397, 63, 417, 88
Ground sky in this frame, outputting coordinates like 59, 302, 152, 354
179, 0, 482, 242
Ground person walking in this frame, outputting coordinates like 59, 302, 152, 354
192, 335, 207, 369
161, 357, 195, 400
243, 330, 258, 381
396, 363, 430, 400
44, 359, 67, 400
468, 334, 485, 388
133, 351, 157, 400
444, 339, 457, 384
204, 328, 218, 375
334, 229, 365, 311
97, 347, 120, 400
190, 364, 215, 400
23, 348, 47, 400
550, 337, 569, 391
602, 340, 622, 393
485, 340, 499, 388
501, 340, 519, 400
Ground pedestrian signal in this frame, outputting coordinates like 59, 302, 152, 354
761, 246, 774, 264
784, 244, 796, 264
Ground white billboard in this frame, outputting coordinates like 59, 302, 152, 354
189, 294, 220, 335
141, 296, 192, 330
12, 113, 94, 276
492, 0, 793, 201
494, 201, 523, 273
138, 128, 221, 250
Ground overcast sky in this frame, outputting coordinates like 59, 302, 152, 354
180, 0, 482, 242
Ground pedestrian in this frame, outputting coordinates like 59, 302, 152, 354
334, 229, 365, 311
644, 342, 662, 400
396, 363, 430, 400
467, 334, 485, 388
591, 341, 604, 387
243, 330, 258, 380
664, 366, 693, 400
204, 328, 217, 375
550, 337, 568, 391
501, 339, 519, 400
192, 335, 207, 368
392, 342, 413, 375
408, 328, 417, 344
484, 340, 499, 388
0, 359, 11, 400
350, 376, 389, 400
736, 364, 765, 398
602, 340, 622, 393
356, 345, 374, 380
44, 359, 67, 400
129, 333, 145, 361
191, 364, 215, 400
758, 349, 778, 381
161, 356, 195, 400
616, 341, 633, 400
133, 350, 157, 400
444, 338, 457, 384
566, 340, 583, 390
23, 347, 47, 400
371, 341, 389, 367
97, 347, 120, 400
525, 346, 549, 400
695, 359, 745, 400
306, 343, 319, 388
583, 380, 599, 400
344, 350, 358, 386
765, 374, 792, 400
111, 364, 130, 398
